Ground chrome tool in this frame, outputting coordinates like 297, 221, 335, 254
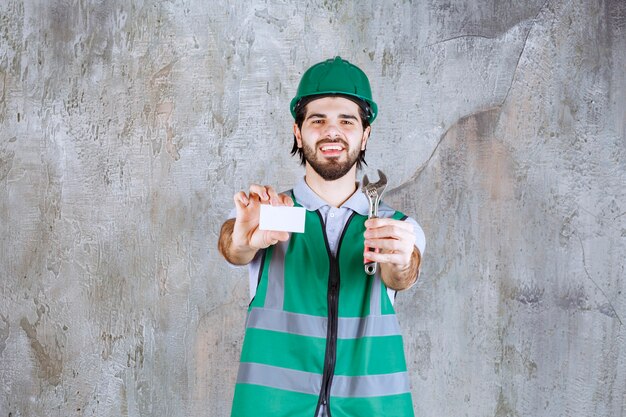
361, 170, 388, 275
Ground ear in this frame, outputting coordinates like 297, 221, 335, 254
293, 122, 303, 148
361, 126, 371, 151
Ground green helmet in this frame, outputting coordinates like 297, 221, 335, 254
290, 56, 378, 123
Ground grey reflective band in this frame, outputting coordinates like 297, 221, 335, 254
246, 308, 401, 339
331, 372, 411, 398
247, 308, 327, 338
237, 362, 410, 398
237, 362, 321, 395
338, 314, 400, 339
264, 239, 289, 310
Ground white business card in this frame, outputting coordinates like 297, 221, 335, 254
259, 204, 306, 233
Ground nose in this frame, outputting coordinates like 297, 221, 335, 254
323, 120, 341, 139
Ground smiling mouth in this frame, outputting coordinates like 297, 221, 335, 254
319, 143, 345, 156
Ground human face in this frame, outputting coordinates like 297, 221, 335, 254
293, 97, 370, 181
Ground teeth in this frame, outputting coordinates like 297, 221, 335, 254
321, 145, 342, 151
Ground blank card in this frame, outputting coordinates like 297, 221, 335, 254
259, 205, 306, 233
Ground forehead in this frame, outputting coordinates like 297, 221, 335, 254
305, 96, 361, 117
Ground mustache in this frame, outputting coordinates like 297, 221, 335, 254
316, 138, 349, 148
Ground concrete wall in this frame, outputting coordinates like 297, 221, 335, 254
1, 0, 624, 416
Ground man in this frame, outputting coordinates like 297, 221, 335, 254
218, 56, 425, 417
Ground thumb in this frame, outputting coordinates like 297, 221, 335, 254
266, 231, 290, 245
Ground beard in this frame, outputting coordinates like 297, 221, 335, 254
302, 139, 361, 181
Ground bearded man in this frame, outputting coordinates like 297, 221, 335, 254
218, 56, 425, 417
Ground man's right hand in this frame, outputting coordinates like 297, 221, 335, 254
218, 185, 294, 265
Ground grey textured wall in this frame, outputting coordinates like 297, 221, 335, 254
1, 0, 624, 416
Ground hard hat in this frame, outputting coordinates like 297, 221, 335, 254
290, 56, 378, 123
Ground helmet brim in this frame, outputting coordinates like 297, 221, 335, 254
290, 92, 378, 124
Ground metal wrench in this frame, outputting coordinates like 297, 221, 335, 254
361, 169, 388, 275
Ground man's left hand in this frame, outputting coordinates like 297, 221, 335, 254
364, 218, 415, 267
364, 218, 420, 290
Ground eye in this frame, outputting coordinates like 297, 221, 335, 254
341, 120, 354, 125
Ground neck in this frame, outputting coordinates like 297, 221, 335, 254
304, 164, 359, 208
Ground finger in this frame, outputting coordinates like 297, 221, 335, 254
237, 194, 261, 221
265, 185, 281, 205
365, 218, 413, 231
363, 250, 410, 266
249, 184, 271, 202
269, 231, 290, 242
262, 230, 290, 247
365, 224, 415, 243
233, 191, 250, 210
278, 193, 294, 207
364, 238, 411, 253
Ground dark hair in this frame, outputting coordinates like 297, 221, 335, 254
290, 94, 371, 169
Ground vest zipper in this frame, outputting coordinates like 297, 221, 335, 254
319, 258, 338, 412
314, 211, 357, 417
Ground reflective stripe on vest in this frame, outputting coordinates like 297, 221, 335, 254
231, 204, 414, 417
245, 307, 402, 339
237, 362, 410, 398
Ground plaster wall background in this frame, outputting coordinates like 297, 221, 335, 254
0, 0, 624, 416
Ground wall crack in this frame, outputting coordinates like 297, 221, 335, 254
499, 0, 552, 108
575, 232, 623, 325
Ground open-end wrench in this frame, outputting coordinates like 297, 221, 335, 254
361, 170, 388, 275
